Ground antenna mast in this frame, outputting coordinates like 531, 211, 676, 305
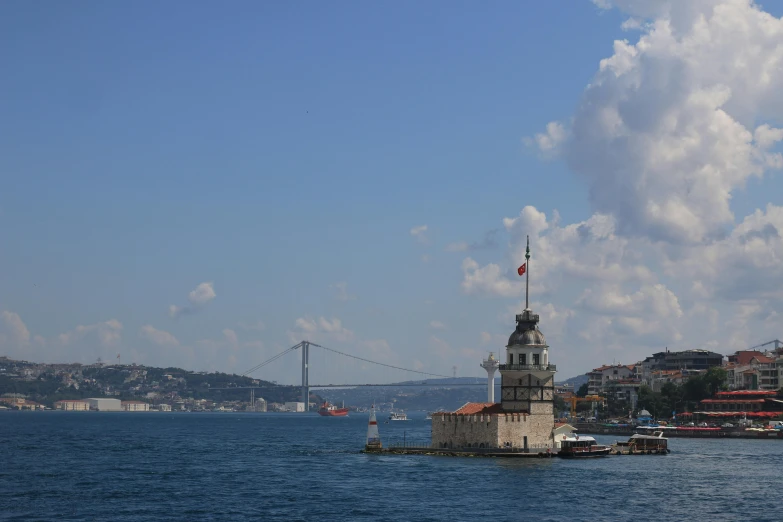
525, 235, 531, 310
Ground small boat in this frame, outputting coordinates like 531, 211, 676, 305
558, 434, 612, 458
389, 411, 408, 421
425, 412, 432, 420
317, 401, 349, 417
613, 431, 670, 454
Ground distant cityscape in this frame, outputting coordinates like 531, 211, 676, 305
2, 340, 781, 418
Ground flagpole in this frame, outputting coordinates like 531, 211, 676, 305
525, 235, 530, 311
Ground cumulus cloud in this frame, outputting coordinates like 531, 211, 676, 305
1, 311, 30, 346
292, 316, 354, 342
140, 325, 180, 346
461, 258, 525, 298
237, 320, 266, 331
410, 225, 429, 244
523, 121, 567, 155
330, 281, 357, 301
542, 0, 783, 245
446, 229, 500, 252
458, 0, 783, 373
59, 319, 123, 347
169, 282, 216, 318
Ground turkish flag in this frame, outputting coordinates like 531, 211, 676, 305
517, 263, 526, 276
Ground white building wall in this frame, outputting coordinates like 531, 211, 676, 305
86, 398, 122, 411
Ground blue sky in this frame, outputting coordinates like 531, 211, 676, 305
2, 1, 783, 384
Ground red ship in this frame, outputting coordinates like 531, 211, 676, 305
318, 401, 349, 416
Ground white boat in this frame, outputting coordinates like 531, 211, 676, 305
425, 412, 432, 420
389, 411, 408, 421
558, 434, 612, 458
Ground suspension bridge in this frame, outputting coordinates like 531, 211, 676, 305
211, 340, 485, 411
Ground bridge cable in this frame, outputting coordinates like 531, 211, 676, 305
242, 342, 302, 377
308, 342, 451, 379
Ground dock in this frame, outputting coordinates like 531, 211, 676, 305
362, 445, 555, 458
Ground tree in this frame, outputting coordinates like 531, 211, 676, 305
576, 383, 589, 397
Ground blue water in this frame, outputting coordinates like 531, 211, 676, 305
1, 411, 781, 521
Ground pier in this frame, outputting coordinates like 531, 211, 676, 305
362, 444, 555, 458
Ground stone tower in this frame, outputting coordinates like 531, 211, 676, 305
499, 308, 556, 414
499, 235, 555, 415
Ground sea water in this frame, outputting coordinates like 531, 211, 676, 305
1, 411, 781, 521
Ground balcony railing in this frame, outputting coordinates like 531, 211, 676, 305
499, 364, 557, 372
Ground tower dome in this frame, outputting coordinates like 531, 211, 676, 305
507, 309, 547, 347
507, 326, 546, 347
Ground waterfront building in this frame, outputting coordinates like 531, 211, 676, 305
121, 401, 150, 412
726, 351, 778, 390
284, 401, 305, 412
648, 369, 705, 392
432, 238, 556, 451
697, 390, 783, 421
603, 379, 641, 410
255, 398, 267, 412
54, 400, 90, 411
640, 349, 724, 384
85, 398, 122, 411
158, 404, 172, 412
587, 364, 636, 396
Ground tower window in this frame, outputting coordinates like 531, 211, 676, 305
533, 354, 540, 366
520, 354, 526, 366
509, 354, 513, 365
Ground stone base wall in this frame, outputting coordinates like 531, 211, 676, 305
529, 402, 553, 416
432, 412, 554, 449
431, 414, 498, 448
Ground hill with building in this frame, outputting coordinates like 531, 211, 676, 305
0, 356, 314, 411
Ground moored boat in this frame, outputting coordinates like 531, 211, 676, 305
389, 411, 408, 421
613, 430, 670, 454
318, 401, 349, 417
558, 434, 612, 458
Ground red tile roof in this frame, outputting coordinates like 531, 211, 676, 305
700, 399, 767, 404
731, 351, 775, 365
716, 390, 777, 396
452, 402, 508, 415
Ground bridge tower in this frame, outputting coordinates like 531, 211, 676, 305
301, 341, 310, 411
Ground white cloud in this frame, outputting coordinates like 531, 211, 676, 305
460, 0, 783, 372
524, 121, 567, 155
410, 225, 429, 244
139, 325, 180, 346
170, 282, 216, 318
564, 1, 783, 244
331, 281, 357, 301
461, 257, 524, 298
429, 335, 451, 357
1, 311, 30, 346
446, 230, 499, 252
429, 320, 446, 330
59, 319, 123, 347
292, 316, 354, 342
238, 320, 266, 331
222, 328, 238, 346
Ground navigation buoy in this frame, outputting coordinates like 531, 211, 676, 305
365, 404, 382, 451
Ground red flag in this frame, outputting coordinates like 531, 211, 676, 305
517, 263, 526, 276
